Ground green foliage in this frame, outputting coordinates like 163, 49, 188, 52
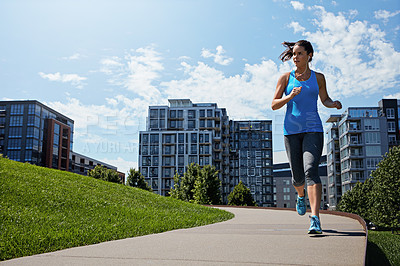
337, 146, 400, 229
227, 181, 256, 206
0, 157, 234, 261
126, 168, 151, 191
170, 163, 221, 205
369, 146, 400, 229
336, 178, 374, 222
367, 230, 400, 266
87, 165, 121, 184
193, 165, 222, 205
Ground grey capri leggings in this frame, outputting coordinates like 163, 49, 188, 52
284, 132, 323, 187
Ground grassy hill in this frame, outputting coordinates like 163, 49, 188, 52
0, 156, 234, 261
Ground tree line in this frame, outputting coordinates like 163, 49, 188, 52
88, 162, 256, 206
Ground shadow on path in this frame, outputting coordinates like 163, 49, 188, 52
322, 229, 366, 237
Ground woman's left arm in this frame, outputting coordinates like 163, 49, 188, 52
317, 72, 342, 109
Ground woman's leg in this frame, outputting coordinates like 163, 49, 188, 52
284, 134, 306, 192
307, 183, 322, 217
303, 132, 324, 218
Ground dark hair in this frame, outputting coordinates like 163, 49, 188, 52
279, 40, 314, 62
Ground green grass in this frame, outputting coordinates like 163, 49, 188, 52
367, 230, 400, 266
0, 157, 234, 261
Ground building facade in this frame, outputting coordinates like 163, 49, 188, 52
139, 99, 229, 196
273, 155, 329, 209
325, 99, 399, 209
138, 99, 273, 205
0, 100, 120, 177
229, 120, 273, 206
0, 100, 74, 170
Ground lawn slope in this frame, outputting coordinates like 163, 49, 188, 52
0, 157, 234, 261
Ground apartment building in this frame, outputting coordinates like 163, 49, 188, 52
325, 99, 399, 208
229, 120, 273, 206
0, 100, 119, 177
139, 99, 230, 196
138, 99, 273, 205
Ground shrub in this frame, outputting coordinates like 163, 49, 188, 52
228, 181, 256, 206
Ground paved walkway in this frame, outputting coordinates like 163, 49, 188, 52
2, 207, 366, 265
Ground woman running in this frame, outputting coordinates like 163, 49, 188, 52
271, 40, 342, 234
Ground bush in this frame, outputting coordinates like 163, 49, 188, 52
369, 146, 400, 229
228, 181, 256, 206
88, 165, 121, 184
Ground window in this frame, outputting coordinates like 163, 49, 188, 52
142, 134, 149, 144
200, 109, 205, 117
170, 110, 176, 118
8, 138, 22, 149
284, 195, 291, 201
366, 146, 381, 156
366, 158, 380, 169
207, 109, 213, 117
388, 135, 396, 144
191, 144, 197, 154
160, 109, 166, 118
28, 104, 35, 114
153, 156, 159, 166
150, 119, 158, 129
150, 145, 159, 155
10, 116, 23, 126
191, 133, 197, 143
150, 109, 158, 118
365, 132, 380, 144
8, 150, 21, 161
188, 110, 196, 119
188, 120, 195, 129
150, 134, 159, 144
388, 121, 396, 132
364, 119, 379, 131
386, 108, 395, 119
11, 104, 24, 115
9, 127, 22, 137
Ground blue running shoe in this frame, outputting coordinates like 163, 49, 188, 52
308, 215, 322, 234
296, 195, 306, 216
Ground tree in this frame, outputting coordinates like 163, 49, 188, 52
228, 181, 256, 206
170, 163, 200, 202
336, 179, 374, 222
337, 146, 400, 230
369, 146, 400, 229
126, 168, 152, 191
88, 165, 121, 184
193, 165, 221, 205
170, 163, 221, 205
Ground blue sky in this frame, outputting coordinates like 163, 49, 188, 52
1, 0, 400, 174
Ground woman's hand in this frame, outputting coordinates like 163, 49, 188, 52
331, 100, 342, 109
290, 86, 302, 99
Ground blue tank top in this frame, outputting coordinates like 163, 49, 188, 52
283, 70, 323, 135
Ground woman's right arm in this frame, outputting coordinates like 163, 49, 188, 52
271, 72, 298, 110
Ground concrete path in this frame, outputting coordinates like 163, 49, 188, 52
2, 207, 366, 266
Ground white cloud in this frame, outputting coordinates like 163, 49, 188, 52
384, 92, 400, 99
288, 21, 305, 33
290, 1, 304, 10
61, 53, 84, 60
39, 72, 87, 89
201, 45, 234, 66
161, 60, 290, 120
100, 46, 164, 103
303, 6, 400, 98
374, 10, 400, 24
